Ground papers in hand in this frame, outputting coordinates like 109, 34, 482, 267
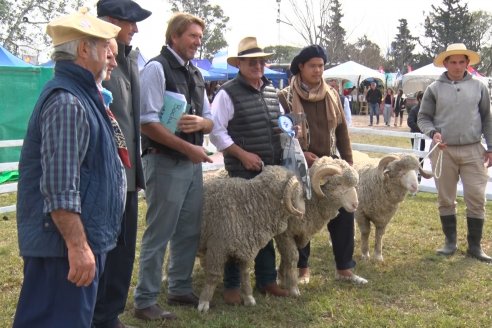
160, 91, 188, 133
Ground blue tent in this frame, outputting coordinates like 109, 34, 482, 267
0, 44, 32, 67
191, 59, 227, 81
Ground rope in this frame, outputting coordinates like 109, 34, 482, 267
419, 142, 442, 179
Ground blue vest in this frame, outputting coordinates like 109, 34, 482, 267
16, 61, 125, 257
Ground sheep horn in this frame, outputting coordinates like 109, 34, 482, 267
378, 155, 399, 173
283, 175, 304, 217
311, 165, 342, 198
418, 167, 434, 179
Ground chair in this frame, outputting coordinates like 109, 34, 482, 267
359, 102, 368, 115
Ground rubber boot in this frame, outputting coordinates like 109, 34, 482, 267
466, 217, 492, 262
436, 215, 457, 255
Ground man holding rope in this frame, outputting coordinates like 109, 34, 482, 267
418, 43, 492, 263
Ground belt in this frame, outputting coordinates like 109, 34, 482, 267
145, 147, 161, 155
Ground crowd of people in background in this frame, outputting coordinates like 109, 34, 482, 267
11, 0, 492, 326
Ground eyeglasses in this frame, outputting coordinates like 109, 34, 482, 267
241, 58, 267, 67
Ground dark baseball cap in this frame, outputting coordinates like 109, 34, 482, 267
97, 0, 152, 22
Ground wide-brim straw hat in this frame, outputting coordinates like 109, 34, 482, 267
433, 43, 480, 67
227, 37, 273, 67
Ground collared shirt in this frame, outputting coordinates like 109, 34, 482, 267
40, 90, 89, 214
140, 46, 211, 124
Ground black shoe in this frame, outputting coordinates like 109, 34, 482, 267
167, 292, 199, 307
133, 304, 177, 321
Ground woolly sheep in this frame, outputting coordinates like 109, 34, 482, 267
354, 153, 432, 262
275, 156, 360, 296
197, 165, 305, 312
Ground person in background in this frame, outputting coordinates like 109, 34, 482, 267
407, 90, 425, 180
327, 79, 352, 126
394, 88, 406, 127
278, 45, 367, 286
418, 43, 492, 263
383, 88, 394, 127
209, 36, 289, 305
365, 81, 382, 126
133, 12, 213, 321
13, 9, 124, 327
95, 1, 151, 327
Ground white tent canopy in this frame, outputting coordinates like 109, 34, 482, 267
322, 60, 385, 86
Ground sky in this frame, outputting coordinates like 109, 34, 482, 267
127, 0, 492, 58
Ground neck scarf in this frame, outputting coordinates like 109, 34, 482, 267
288, 75, 342, 150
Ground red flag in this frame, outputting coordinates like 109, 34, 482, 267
467, 66, 483, 77
407, 65, 412, 72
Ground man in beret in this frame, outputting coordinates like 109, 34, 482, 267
278, 45, 368, 286
13, 8, 125, 328
95, 1, 151, 327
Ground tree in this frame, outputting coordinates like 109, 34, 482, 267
346, 36, 384, 70
263, 45, 300, 64
0, 0, 84, 58
320, 0, 347, 66
168, 0, 229, 59
421, 0, 473, 58
388, 19, 417, 74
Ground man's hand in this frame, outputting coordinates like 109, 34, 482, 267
432, 132, 447, 149
240, 151, 263, 171
303, 151, 318, 168
485, 152, 492, 168
67, 241, 96, 287
186, 144, 213, 164
178, 114, 207, 133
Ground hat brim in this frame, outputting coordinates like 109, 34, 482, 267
434, 49, 480, 67
227, 52, 273, 67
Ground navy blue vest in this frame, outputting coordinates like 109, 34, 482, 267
17, 61, 125, 257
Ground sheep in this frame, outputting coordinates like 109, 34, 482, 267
197, 165, 305, 312
274, 156, 360, 296
354, 153, 433, 262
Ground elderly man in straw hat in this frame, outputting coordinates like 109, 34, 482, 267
418, 43, 492, 262
209, 36, 289, 305
13, 8, 125, 328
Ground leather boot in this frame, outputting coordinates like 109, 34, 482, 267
466, 217, 492, 262
259, 282, 289, 297
223, 288, 241, 305
436, 215, 457, 255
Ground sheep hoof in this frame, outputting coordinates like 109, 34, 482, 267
197, 301, 210, 312
374, 254, 384, 262
290, 287, 301, 297
243, 295, 256, 306
361, 254, 370, 261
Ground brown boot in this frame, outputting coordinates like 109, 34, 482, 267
298, 267, 310, 284
223, 288, 241, 305
259, 282, 289, 297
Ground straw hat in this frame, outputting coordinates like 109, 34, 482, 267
227, 37, 273, 67
47, 7, 120, 46
433, 43, 480, 67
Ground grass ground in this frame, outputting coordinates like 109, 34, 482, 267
1, 122, 491, 327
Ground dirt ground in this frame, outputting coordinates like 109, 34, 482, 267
350, 112, 410, 131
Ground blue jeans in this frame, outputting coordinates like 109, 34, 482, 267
14, 254, 106, 328
134, 153, 203, 309
369, 102, 379, 125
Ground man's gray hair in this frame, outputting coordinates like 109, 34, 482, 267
51, 37, 98, 62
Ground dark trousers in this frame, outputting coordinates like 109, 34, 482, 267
224, 240, 277, 290
13, 254, 106, 328
298, 208, 356, 271
92, 191, 138, 328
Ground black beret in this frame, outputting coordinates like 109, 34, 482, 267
97, 0, 152, 22
290, 45, 328, 75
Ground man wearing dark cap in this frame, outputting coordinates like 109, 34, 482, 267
95, 1, 151, 327
278, 45, 368, 286
13, 8, 124, 328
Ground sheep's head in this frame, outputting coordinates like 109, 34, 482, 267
309, 156, 359, 212
378, 154, 427, 193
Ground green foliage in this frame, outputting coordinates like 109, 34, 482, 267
263, 45, 301, 64
0, 0, 84, 58
321, 0, 348, 66
389, 19, 417, 74
346, 36, 383, 70
168, 0, 229, 59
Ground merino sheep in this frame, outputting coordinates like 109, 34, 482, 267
274, 156, 360, 296
354, 153, 433, 262
197, 165, 305, 312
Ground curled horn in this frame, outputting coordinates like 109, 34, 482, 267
378, 155, 400, 173
283, 176, 304, 216
311, 165, 342, 197
419, 167, 434, 179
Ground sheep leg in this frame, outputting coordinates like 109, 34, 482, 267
357, 216, 371, 260
374, 225, 387, 262
275, 234, 300, 296
239, 261, 256, 306
198, 252, 222, 312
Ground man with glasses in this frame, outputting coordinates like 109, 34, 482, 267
209, 36, 289, 305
